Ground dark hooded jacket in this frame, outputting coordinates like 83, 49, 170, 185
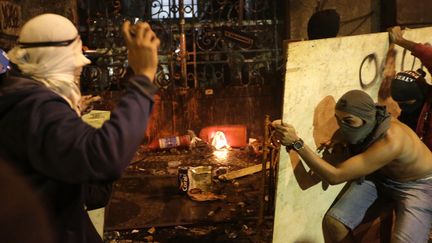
0, 72, 157, 243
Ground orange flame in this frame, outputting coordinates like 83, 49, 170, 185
211, 131, 231, 150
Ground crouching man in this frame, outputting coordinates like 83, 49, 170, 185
273, 90, 432, 243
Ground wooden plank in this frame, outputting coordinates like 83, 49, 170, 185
218, 162, 270, 181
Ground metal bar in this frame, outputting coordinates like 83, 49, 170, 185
268, 144, 280, 214
192, 27, 198, 88
152, 19, 278, 29
179, 0, 188, 87
239, 0, 244, 24
258, 115, 271, 225
273, 0, 279, 70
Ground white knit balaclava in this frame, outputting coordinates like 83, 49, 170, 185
7, 13, 91, 115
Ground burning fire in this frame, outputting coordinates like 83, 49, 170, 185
211, 131, 230, 150
211, 131, 230, 160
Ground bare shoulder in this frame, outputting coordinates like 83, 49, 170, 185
350, 120, 405, 170
387, 119, 405, 139
366, 120, 404, 155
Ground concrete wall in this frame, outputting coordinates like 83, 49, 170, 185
288, 0, 380, 40
0, 0, 77, 50
273, 27, 432, 243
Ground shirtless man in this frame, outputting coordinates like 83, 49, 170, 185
273, 89, 432, 243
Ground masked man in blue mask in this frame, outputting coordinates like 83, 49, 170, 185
273, 90, 432, 243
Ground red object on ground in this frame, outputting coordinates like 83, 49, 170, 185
199, 125, 247, 148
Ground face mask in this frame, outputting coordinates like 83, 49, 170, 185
74, 67, 83, 85
399, 100, 424, 114
391, 70, 427, 114
338, 119, 376, 144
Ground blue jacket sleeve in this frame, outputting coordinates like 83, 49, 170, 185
27, 75, 157, 183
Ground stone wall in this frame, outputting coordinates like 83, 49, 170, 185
0, 0, 77, 50
287, 0, 380, 40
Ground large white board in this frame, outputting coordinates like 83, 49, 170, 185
273, 27, 432, 243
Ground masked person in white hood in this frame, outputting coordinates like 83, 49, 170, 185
273, 90, 432, 243
0, 13, 160, 243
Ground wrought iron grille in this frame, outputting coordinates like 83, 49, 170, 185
80, 0, 283, 91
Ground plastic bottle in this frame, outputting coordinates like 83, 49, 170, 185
147, 135, 191, 150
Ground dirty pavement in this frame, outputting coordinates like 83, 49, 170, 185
104, 142, 275, 243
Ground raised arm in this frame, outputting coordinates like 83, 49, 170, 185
388, 26, 417, 52
388, 26, 432, 76
26, 22, 161, 183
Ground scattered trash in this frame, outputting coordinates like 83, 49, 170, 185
213, 166, 228, 178
174, 225, 188, 230
208, 206, 222, 217
147, 134, 191, 150
246, 138, 263, 156
147, 227, 156, 234
143, 235, 154, 242
242, 225, 255, 236
188, 166, 212, 192
103, 231, 120, 240
188, 130, 204, 149
218, 162, 270, 181
228, 232, 238, 239
153, 169, 166, 176
169, 148, 182, 154
189, 227, 213, 236
178, 166, 190, 194
106, 143, 274, 241
115, 240, 133, 243
168, 160, 181, 168
178, 165, 215, 194
187, 188, 227, 201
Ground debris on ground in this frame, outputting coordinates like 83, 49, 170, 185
147, 227, 156, 234
105, 148, 274, 242
187, 188, 227, 201
218, 162, 269, 181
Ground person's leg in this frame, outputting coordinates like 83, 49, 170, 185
323, 214, 354, 243
389, 178, 432, 243
324, 180, 381, 243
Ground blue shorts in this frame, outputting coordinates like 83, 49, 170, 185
326, 174, 432, 243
